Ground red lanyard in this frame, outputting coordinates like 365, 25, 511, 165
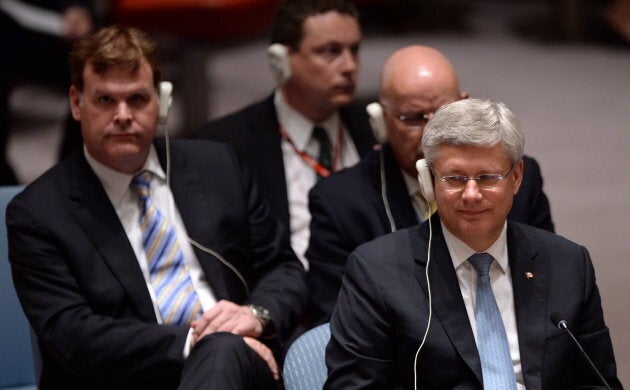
279, 124, 343, 178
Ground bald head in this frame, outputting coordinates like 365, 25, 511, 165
377, 45, 465, 177
379, 45, 461, 107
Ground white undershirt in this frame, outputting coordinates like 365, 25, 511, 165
275, 90, 360, 270
84, 145, 218, 320
441, 221, 525, 389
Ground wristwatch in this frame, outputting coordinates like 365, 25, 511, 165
248, 305, 271, 331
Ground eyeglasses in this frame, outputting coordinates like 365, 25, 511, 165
391, 112, 433, 129
436, 164, 516, 191
382, 105, 433, 129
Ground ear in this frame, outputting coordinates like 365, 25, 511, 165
512, 159, 524, 195
460, 91, 470, 100
69, 86, 82, 121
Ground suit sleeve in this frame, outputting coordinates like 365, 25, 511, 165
523, 156, 555, 232
570, 246, 623, 389
230, 148, 308, 344
7, 198, 188, 386
306, 186, 357, 325
324, 251, 397, 389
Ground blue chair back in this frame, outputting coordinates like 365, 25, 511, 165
283, 323, 331, 390
0, 185, 37, 390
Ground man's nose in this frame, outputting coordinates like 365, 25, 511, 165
339, 48, 358, 74
461, 179, 483, 201
113, 102, 132, 124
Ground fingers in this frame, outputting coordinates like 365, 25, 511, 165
191, 300, 233, 337
191, 300, 262, 342
243, 336, 279, 380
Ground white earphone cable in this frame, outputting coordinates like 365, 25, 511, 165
413, 199, 433, 390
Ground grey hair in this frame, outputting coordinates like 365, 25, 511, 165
421, 98, 524, 164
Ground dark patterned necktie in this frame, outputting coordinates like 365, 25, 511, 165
312, 125, 332, 176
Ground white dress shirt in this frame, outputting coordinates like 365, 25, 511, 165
85, 145, 218, 320
441, 221, 526, 389
275, 90, 360, 269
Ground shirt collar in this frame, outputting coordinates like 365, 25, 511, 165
274, 89, 339, 151
402, 168, 421, 197
84, 144, 166, 207
442, 220, 509, 273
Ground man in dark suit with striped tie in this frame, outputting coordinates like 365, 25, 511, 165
6, 25, 306, 390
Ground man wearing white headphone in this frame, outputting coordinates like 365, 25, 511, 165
306, 46, 554, 325
7, 26, 306, 390
196, 0, 376, 269
325, 98, 620, 389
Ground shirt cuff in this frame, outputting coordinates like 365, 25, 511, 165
183, 327, 194, 358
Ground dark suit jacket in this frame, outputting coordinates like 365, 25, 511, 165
6, 139, 307, 389
195, 93, 377, 234
325, 218, 621, 389
307, 145, 554, 324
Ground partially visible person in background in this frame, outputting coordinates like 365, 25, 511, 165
605, 0, 630, 42
196, 0, 376, 269
0, 0, 94, 185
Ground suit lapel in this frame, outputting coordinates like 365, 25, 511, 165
339, 104, 376, 157
68, 155, 156, 321
508, 223, 546, 389
361, 149, 396, 233
413, 219, 483, 384
155, 141, 232, 301
250, 95, 290, 229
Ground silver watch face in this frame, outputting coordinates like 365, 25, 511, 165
250, 305, 270, 323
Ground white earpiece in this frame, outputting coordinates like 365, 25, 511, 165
416, 158, 435, 202
158, 81, 173, 124
366, 102, 388, 143
267, 44, 291, 85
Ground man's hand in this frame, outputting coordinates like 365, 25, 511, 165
191, 300, 263, 342
243, 336, 279, 380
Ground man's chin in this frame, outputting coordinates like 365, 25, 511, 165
106, 143, 150, 165
330, 94, 354, 108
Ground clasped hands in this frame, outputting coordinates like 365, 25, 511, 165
190, 300, 278, 379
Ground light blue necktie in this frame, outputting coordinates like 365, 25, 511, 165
468, 252, 517, 390
130, 171, 203, 325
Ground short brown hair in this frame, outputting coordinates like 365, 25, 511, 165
69, 25, 162, 91
270, 0, 359, 50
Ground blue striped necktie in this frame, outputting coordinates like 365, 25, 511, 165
468, 252, 517, 390
130, 170, 203, 325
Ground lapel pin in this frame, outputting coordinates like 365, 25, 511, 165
525, 272, 534, 279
